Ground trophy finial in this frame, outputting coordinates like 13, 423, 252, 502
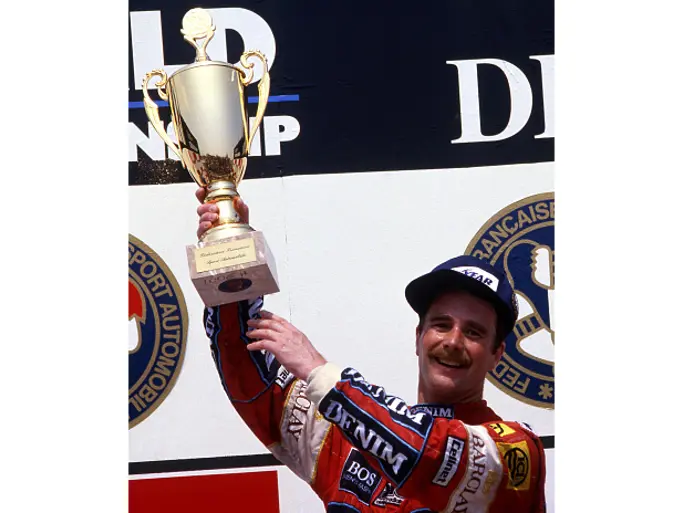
181, 8, 216, 62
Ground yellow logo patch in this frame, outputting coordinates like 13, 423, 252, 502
489, 422, 516, 437
497, 440, 531, 491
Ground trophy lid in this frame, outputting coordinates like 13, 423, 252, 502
181, 8, 215, 63
166, 8, 244, 79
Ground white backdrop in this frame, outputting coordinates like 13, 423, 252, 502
129, 162, 554, 512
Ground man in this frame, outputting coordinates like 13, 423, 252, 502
197, 191, 547, 512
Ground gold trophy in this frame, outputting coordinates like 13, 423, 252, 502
141, 7, 278, 306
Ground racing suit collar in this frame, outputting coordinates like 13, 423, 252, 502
410, 400, 501, 424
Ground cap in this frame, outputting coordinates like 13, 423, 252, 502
405, 255, 518, 339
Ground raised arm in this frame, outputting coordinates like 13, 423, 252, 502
197, 188, 333, 489
205, 299, 333, 488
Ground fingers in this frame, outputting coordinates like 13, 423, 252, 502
199, 212, 218, 225
235, 197, 250, 224
196, 195, 249, 223
197, 202, 219, 217
195, 187, 207, 204
197, 221, 214, 239
245, 340, 271, 352
247, 318, 286, 332
197, 202, 219, 239
260, 310, 288, 324
246, 328, 281, 341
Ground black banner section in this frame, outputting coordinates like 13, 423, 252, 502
129, 0, 554, 185
129, 453, 281, 475
129, 436, 554, 475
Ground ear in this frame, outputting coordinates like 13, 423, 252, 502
490, 341, 505, 371
415, 325, 421, 356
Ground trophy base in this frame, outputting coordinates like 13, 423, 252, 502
187, 230, 279, 306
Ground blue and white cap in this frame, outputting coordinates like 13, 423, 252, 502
405, 255, 518, 338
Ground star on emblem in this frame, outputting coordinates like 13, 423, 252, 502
538, 383, 554, 400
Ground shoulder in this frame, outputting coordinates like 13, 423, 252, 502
480, 420, 545, 458
482, 420, 538, 438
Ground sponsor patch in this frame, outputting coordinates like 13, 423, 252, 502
320, 390, 419, 486
275, 367, 295, 389
339, 450, 381, 505
432, 436, 466, 487
128, 235, 188, 429
488, 422, 516, 438
465, 192, 555, 409
282, 380, 313, 442
446, 425, 503, 513
372, 482, 404, 507
272, 379, 331, 483
341, 369, 432, 437
410, 404, 454, 419
451, 266, 500, 291
498, 440, 531, 490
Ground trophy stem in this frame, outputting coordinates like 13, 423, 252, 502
201, 181, 253, 243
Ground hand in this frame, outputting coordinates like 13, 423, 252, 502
246, 310, 327, 380
195, 187, 250, 239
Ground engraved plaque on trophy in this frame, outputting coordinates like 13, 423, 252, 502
141, 8, 278, 306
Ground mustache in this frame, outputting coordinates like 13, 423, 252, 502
430, 349, 471, 367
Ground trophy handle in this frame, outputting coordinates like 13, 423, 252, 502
141, 70, 183, 161
239, 50, 270, 153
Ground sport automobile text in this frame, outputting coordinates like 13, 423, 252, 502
128, 245, 183, 416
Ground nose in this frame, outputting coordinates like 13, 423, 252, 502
442, 325, 466, 351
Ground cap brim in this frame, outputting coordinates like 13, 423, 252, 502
405, 270, 514, 335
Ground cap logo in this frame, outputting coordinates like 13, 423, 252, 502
451, 266, 499, 291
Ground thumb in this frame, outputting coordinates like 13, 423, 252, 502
195, 187, 207, 204
235, 196, 250, 224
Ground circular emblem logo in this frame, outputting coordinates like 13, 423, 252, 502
465, 193, 554, 408
129, 234, 189, 428
504, 448, 530, 487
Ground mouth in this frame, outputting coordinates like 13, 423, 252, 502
434, 357, 467, 370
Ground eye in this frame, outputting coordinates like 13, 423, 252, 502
464, 328, 483, 339
431, 321, 451, 331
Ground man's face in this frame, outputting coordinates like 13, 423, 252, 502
415, 290, 504, 404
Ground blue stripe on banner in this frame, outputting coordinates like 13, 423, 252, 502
248, 94, 299, 103
128, 95, 299, 109
128, 101, 168, 109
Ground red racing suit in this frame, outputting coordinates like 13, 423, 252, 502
205, 297, 547, 513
